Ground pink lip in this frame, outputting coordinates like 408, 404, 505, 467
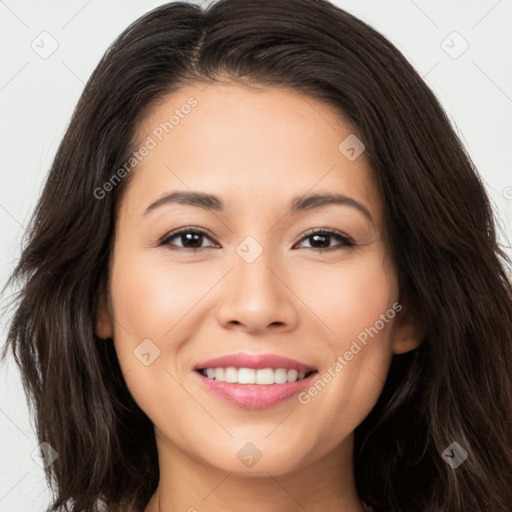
194, 353, 316, 373
193, 353, 317, 409
195, 371, 317, 409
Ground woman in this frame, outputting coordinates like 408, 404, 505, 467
3, 0, 512, 511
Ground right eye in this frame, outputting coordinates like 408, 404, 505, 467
159, 227, 220, 252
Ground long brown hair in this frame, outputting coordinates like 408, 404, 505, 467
3, 1, 512, 510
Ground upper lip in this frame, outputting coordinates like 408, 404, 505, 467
194, 353, 317, 373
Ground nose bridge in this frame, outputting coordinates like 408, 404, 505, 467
215, 233, 298, 332
233, 234, 282, 303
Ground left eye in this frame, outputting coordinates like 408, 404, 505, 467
159, 228, 355, 252
295, 229, 355, 250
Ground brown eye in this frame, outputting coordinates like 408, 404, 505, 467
295, 229, 355, 251
159, 227, 218, 251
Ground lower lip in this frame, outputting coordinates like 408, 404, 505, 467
195, 371, 316, 409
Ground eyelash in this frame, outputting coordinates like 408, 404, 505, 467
158, 226, 356, 253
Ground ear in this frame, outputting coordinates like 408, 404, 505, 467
391, 302, 423, 355
95, 286, 113, 340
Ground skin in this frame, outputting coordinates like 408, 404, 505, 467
96, 80, 421, 512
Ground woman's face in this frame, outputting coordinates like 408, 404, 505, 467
97, 80, 419, 476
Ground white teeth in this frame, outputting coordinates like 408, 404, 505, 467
224, 367, 238, 383
274, 368, 287, 384
201, 367, 311, 384
256, 368, 275, 385
287, 369, 298, 382
237, 368, 256, 384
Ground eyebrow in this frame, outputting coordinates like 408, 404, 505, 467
144, 190, 374, 224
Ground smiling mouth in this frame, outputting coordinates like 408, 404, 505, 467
196, 367, 317, 385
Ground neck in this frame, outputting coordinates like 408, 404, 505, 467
144, 432, 365, 512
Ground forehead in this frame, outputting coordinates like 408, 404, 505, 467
123, 81, 382, 223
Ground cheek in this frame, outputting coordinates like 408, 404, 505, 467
303, 253, 397, 349
295, 256, 397, 441
107, 244, 233, 409
106, 246, 197, 390
109, 248, 217, 344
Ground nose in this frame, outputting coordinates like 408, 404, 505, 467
215, 246, 299, 334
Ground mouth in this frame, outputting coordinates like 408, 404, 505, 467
193, 353, 318, 409
196, 367, 316, 384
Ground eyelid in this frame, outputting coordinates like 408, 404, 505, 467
158, 225, 356, 252
296, 227, 355, 248
158, 226, 218, 247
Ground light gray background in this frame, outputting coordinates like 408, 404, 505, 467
1, 1, 511, 510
